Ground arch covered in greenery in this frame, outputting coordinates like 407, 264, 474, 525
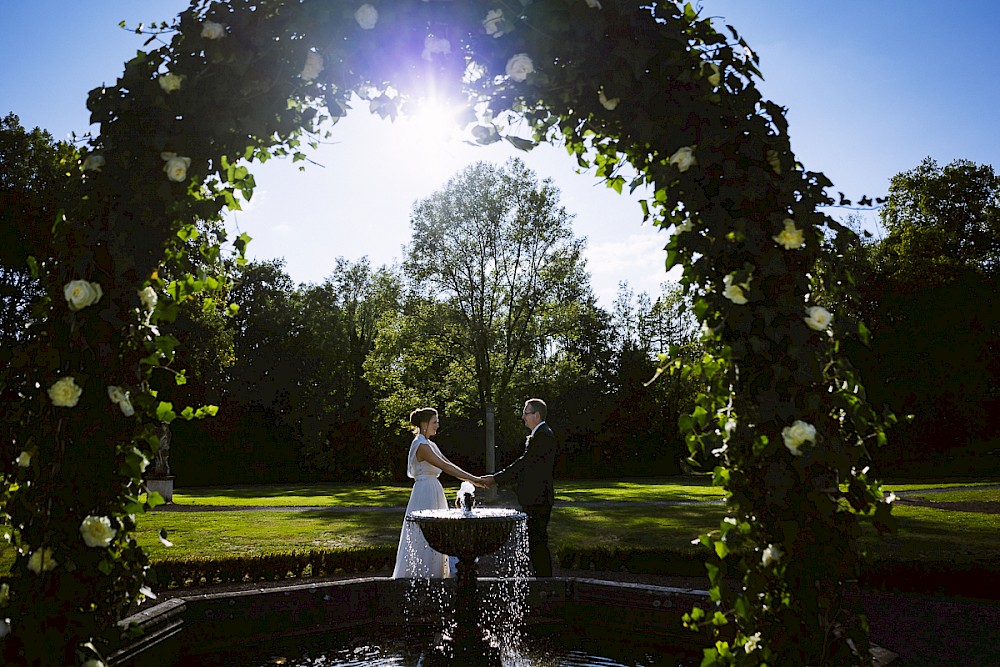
2, 1, 893, 664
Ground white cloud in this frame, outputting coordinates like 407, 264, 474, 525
585, 231, 679, 305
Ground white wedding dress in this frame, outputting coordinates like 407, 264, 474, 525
391, 434, 451, 579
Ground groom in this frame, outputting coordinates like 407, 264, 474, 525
485, 398, 557, 577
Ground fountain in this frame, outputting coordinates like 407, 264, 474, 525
109, 485, 708, 665
407, 483, 526, 665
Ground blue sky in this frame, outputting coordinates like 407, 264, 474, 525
2, 1, 998, 306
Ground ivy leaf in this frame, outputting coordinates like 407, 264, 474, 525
156, 401, 176, 423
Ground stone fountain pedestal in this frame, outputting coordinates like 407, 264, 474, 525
408, 507, 526, 665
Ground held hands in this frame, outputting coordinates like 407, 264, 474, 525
469, 475, 496, 489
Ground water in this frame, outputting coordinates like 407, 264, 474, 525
400, 510, 531, 661
180, 519, 699, 667
190, 623, 697, 666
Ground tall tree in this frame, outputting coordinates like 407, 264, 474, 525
879, 157, 999, 285
402, 157, 590, 436
0, 113, 77, 346
844, 158, 1000, 473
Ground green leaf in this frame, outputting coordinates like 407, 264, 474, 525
147, 492, 165, 508
858, 320, 871, 345
156, 401, 176, 423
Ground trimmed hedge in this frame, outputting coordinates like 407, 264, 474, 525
149, 545, 395, 589
66, 544, 994, 599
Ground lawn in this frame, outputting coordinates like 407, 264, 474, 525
132, 477, 1000, 567
165, 476, 727, 508
135, 510, 403, 559
6, 478, 995, 575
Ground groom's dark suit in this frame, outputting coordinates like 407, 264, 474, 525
494, 422, 557, 576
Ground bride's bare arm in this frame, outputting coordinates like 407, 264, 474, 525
416, 443, 487, 487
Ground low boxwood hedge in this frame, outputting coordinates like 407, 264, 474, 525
149, 545, 395, 589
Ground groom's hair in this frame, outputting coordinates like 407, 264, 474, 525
525, 398, 547, 419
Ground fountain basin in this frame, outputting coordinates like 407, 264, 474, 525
407, 508, 526, 560
109, 577, 709, 666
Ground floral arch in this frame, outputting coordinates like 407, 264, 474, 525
2, 1, 892, 665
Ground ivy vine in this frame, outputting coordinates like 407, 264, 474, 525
0, 1, 892, 665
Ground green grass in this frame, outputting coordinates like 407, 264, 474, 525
551, 503, 727, 551
860, 505, 1000, 560
167, 477, 726, 508
553, 477, 725, 503
168, 483, 414, 507
900, 487, 1000, 503
136, 510, 403, 559
9, 477, 999, 578
135, 478, 1000, 566
883, 480, 1000, 492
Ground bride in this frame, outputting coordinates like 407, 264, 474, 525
392, 407, 486, 579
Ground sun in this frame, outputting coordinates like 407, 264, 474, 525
393, 95, 476, 173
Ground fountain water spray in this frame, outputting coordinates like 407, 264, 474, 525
408, 504, 527, 665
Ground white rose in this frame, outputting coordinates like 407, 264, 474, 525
300, 51, 324, 81
64, 279, 103, 311
80, 515, 117, 548
584, 0, 603, 7
82, 154, 105, 172
773, 218, 805, 250
669, 146, 696, 172
804, 306, 833, 331
139, 286, 158, 311
157, 72, 183, 93
354, 4, 378, 30
483, 9, 505, 37
16, 451, 30, 468
421, 35, 451, 61
598, 90, 620, 110
106, 386, 135, 417
761, 544, 782, 568
161, 152, 191, 182
27, 547, 57, 574
722, 273, 749, 305
201, 21, 225, 40
744, 632, 762, 653
505, 53, 535, 82
48, 377, 83, 408
782, 419, 816, 456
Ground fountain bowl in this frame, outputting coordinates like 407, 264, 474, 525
407, 508, 525, 560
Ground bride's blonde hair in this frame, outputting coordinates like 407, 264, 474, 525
409, 407, 438, 435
